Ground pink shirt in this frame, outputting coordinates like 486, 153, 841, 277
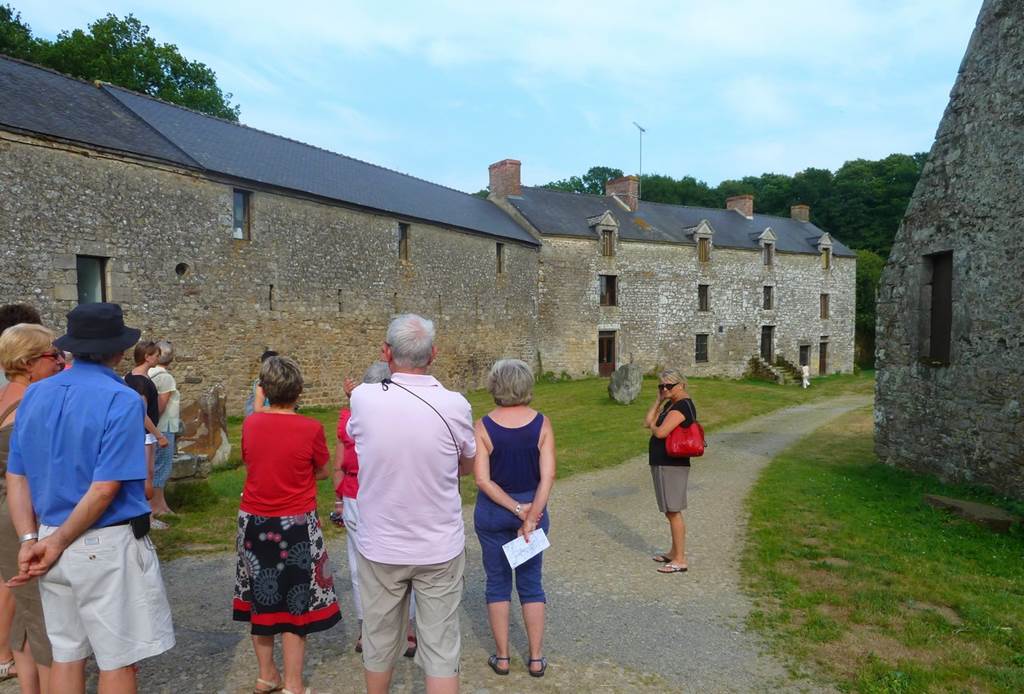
347, 372, 476, 565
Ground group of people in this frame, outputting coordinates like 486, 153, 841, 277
0, 300, 701, 693
234, 314, 558, 693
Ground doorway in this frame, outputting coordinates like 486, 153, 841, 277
799, 344, 810, 367
598, 331, 616, 376
819, 339, 829, 374
760, 326, 774, 362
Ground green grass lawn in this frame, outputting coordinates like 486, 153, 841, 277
743, 407, 1024, 694
157, 370, 874, 559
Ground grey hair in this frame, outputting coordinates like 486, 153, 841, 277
659, 369, 687, 388
362, 360, 391, 384
260, 355, 303, 405
386, 313, 435, 369
487, 358, 534, 407
155, 339, 175, 366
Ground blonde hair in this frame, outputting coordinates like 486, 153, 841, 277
0, 324, 56, 377
659, 369, 687, 388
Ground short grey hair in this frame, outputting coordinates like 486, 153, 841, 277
386, 314, 435, 369
155, 339, 175, 366
260, 355, 303, 405
659, 369, 687, 388
362, 360, 391, 384
487, 358, 534, 407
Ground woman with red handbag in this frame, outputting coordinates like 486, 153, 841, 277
644, 370, 698, 574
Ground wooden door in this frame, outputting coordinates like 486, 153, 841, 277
760, 326, 774, 362
598, 331, 616, 376
819, 341, 828, 374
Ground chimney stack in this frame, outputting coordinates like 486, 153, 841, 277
790, 204, 810, 222
725, 194, 754, 219
605, 175, 640, 212
488, 159, 522, 197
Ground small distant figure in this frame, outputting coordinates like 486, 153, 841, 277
148, 341, 180, 517
123, 340, 169, 528
245, 350, 279, 417
801, 364, 810, 389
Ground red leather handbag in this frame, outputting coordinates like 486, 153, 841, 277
666, 421, 706, 458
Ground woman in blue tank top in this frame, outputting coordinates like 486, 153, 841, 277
474, 359, 556, 678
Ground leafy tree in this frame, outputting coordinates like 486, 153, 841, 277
0, 4, 34, 59
545, 166, 623, 195
1, 5, 239, 121
854, 248, 886, 367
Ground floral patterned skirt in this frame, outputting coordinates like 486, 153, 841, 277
233, 510, 341, 636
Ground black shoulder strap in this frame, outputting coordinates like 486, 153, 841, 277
380, 379, 461, 457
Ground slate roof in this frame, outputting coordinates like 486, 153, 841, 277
0, 55, 537, 246
507, 186, 855, 257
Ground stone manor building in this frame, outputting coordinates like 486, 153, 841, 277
875, 0, 1024, 500
1, 54, 855, 412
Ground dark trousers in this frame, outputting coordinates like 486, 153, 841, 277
473, 490, 549, 604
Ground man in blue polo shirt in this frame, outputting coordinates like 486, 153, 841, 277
6, 302, 174, 693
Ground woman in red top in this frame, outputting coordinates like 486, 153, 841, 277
233, 356, 339, 694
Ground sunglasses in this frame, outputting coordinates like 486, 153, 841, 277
657, 382, 679, 391
37, 350, 65, 362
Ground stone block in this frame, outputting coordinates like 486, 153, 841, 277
52, 284, 78, 301
608, 363, 642, 404
52, 253, 77, 270
923, 494, 1021, 534
177, 384, 231, 468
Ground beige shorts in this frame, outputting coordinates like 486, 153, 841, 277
38, 524, 175, 670
356, 549, 465, 678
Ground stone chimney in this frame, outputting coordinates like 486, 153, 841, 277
488, 159, 521, 197
726, 194, 754, 219
790, 204, 810, 222
606, 175, 640, 212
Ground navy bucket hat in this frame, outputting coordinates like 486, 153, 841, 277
53, 303, 141, 354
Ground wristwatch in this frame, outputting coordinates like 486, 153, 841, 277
513, 504, 522, 517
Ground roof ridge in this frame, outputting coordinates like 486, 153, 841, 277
102, 82, 487, 201
0, 53, 99, 88
96, 85, 201, 169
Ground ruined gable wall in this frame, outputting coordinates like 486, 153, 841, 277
0, 133, 538, 412
536, 233, 854, 378
875, 0, 1024, 498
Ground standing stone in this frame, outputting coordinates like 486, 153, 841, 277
608, 363, 643, 404
177, 384, 231, 469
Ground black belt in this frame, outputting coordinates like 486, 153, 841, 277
103, 519, 130, 527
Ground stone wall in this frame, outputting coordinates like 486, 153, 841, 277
0, 132, 539, 412
537, 234, 855, 378
875, 0, 1024, 499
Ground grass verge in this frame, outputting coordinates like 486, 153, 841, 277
156, 370, 874, 559
743, 406, 1024, 693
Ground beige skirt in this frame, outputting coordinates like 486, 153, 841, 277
651, 465, 689, 513
0, 500, 53, 665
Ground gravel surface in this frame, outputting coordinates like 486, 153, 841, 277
0, 394, 870, 693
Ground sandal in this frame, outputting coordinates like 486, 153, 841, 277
528, 657, 548, 678
404, 634, 417, 658
254, 677, 282, 693
652, 554, 671, 563
657, 563, 687, 573
488, 655, 510, 675
0, 658, 15, 681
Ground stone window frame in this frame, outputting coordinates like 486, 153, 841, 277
919, 250, 953, 366
599, 274, 618, 307
588, 211, 618, 258
763, 285, 774, 310
398, 222, 411, 261
695, 333, 709, 363
76, 255, 109, 304
817, 233, 834, 272
692, 219, 714, 264
758, 228, 777, 268
232, 188, 252, 240
820, 293, 830, 319
698, 283, 710, 312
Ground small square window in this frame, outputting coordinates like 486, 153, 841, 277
601, 230, 615, 256
76, 255, 107, 304
398, 223, 410, 261
695, 334, 709, 363
820, 293, 830, 319
233, 189, 251, 240
599, 275, 618, 306
698, 284, 710, 312
698, 237, 711, 263
496, 242, 505, 275
763, 285, 774, 310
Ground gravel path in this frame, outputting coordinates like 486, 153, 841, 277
1, 394, 870, 693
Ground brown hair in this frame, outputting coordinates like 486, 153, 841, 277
132, 340, 159, 366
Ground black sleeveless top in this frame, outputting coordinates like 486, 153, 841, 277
648, 398, 697, 467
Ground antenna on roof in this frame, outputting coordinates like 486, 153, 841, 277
632, 121, 646, 203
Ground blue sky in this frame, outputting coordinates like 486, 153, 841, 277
16, 1, 981, 193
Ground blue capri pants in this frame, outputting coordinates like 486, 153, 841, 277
474, 490, 550, 605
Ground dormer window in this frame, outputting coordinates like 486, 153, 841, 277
601, 230, 615, 257
822, 247, 832, 270
698, 238, 711, 263
762, 242, 774, 266
692, 219, 714, 264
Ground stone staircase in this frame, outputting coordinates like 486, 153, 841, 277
774, 355, 802, 383
746, 356, 786, 384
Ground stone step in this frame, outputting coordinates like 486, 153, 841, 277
923, 494, 1021, 534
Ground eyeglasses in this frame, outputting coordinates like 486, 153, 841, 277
37, 350, 65, 363
657, 382, 679, 391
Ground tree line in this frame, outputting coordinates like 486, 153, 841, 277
0, 4, 239, 120
543, 155, 927, 367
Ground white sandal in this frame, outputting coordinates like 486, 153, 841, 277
0, 658, 15, 681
